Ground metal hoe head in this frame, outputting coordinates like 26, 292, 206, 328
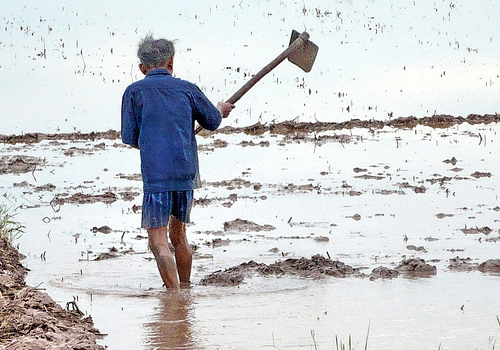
287, 30, 319, 73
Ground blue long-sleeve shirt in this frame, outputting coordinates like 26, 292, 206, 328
121, 68, 221, 193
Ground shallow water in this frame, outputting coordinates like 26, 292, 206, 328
0, 122, 498, 349
1, 0, 499, 348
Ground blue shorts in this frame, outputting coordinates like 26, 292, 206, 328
141, 190, 194, 229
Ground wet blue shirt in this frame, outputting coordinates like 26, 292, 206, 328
121, 68, 221, 193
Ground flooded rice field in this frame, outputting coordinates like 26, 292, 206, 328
1, 117, 500, 349
1, 0, 499, 348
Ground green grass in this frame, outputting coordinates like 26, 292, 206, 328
309, 325, 370, 350
0, 204, 25, 244
333, 325, 369, 350
308, 318, 500, 350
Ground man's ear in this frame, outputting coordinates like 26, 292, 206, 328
139, 63, 148, 75
166, 56, 174, 74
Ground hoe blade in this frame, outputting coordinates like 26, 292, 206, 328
287, 30, 319, 73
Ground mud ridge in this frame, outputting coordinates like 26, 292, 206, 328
199, 255, 442, 286
1, 115, 498, 144
212, 114, 500, 136
0, 238, 105, 349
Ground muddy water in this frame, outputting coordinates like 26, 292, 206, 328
0, 121, 498, 349
2, 0, 499, 134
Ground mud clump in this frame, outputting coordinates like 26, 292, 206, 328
0, 238, 104, 349
199, 255, 361, 286
265, 255, 361, 278
199, 261, 265, 287
395, 258, 437, 277
448, 256, 479, 272
461, 226, 492, 235
54, 191, 118, 205
0, 156, 44, 175
223, 218, 275, 232
369, 267, 400, 280
478, 259, 500, 274
200, 255, 445, 286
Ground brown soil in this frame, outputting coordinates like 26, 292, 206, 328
478, 259, 500, 274
0, 238, 104, 349
0, 156, 44, 175
395, 258, 437, 276
223, 218, 275, 232
448, 256, 479, 272
199, 254, 363, 286
1, 115, 497, 146
0, 130, 121, 145
199, 255, 444, 286
53, 189, 139, 205
210, 114, 500, 136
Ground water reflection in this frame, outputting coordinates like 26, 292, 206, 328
145, 289, 197, 350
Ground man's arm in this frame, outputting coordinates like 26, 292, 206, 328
121, 89, 140, 147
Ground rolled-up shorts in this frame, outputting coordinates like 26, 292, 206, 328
141, 190, 194, 229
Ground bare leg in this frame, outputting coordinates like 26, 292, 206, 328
169, 216, 192, 284
148, 226, 180, 289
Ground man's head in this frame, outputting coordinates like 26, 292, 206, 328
137, 35, 175, 74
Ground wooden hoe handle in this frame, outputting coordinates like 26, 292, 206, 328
195, 32, 310, 134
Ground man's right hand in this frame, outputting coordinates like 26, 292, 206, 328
217, 102, 235, 118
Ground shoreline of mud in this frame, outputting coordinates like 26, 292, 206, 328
1, 114, 498, 144
0, 238, 105, 349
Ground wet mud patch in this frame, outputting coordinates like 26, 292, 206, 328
212, 114, 500, 136
0, 130, 120, 145
461, 226, 492, 235
116, 173, 142, 181
62, 144, 104, 157
200, 255, 443, 286
93, 246, 135, 261
369, 258, 438, 280
394, 258, 437, 277
53, 188, 140, 205
471, 171, 492, 179
448, 257, 479, 272
13, 181, 57, 193
369, 266, 400, 281
0, 238, 104, 349
478, 259, 500, 274
223, 218, 275, 233
199, 254, 363, 286
205, 178, 259, 190
0, 155, 45, 175
53, 191, 118, 205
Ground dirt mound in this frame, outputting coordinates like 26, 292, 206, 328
199, 255, 446, 286
53, 191, 118, 205
223, 218, 275, 232
0, 156, 44, 175
478, 259, 500, 273
395, 258, 437, 277
0, 238, 104, 349
199, 254, 362, 286
448, 256, 479, 272
369, 266, 400, 280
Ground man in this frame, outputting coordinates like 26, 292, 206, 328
121, 35, 234, 289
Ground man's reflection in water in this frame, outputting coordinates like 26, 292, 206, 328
145, 289, 196, 350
